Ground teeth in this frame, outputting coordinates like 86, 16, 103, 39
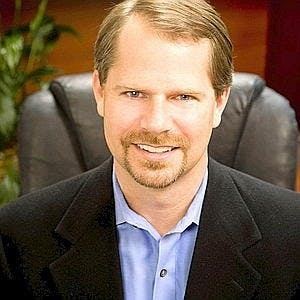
137, 144, 174, 153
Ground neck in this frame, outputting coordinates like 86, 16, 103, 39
115, 155, 208, 236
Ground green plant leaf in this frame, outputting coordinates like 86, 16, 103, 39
54, 24, 79, 37
27, 15, 67, 68
0, 77, 14, 98
27, 65, 57, 80
29, 0, 48, 35
28, 16, 79, 60
0, 153, 20, 205
42, 23, 79, 54
13, 71, 27, 92
0, 175, 20, 205
0, 32, 24, 74
30, 21, 55, 58
4, 24, 29, 36
0, 95, 17, 148
0, 70, 27, 99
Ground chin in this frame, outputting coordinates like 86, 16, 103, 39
125, 159, 187, 189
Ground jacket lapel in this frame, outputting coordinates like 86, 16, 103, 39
49, 158, 123, 299
185, 159, 262, 299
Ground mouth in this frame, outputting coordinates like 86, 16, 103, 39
136, 143, 178, 153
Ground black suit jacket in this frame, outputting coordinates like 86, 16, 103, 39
0, 158, 299, 299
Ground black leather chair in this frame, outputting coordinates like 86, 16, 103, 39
18, 72, 299, 194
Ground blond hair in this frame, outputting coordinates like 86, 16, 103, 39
94, 0, 233, 96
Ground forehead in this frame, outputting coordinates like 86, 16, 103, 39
117, 14, 211, 53
107, 15, 213, 91
118, 15, 211, 54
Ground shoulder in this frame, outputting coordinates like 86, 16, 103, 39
0, 158, 113, 237
211, 159, 300, 234
227, 162, 300, 209
211, 158, 300, 205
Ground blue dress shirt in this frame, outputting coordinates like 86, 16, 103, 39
113, 167, 208, 300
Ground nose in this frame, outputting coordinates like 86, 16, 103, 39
140, 96, 172, 134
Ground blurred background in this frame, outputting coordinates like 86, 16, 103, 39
0, 0, 299, 202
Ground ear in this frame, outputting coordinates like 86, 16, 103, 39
92, 70, 105, 117
213, 87, 230, 128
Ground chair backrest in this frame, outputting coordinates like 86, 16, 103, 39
18, 72, 299, 194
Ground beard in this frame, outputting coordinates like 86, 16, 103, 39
120, 131, 190, 189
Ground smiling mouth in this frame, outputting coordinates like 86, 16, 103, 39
136, 144, 177, 153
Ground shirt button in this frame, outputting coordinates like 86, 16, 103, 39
160, 269, 168, 277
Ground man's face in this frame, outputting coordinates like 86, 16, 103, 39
93, 16, 229, 189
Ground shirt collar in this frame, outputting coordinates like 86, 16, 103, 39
113, 163, 208, 236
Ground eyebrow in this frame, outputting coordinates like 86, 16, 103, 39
176, 89, 205, 95
113, 85, 143, 91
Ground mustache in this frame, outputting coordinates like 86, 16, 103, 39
121, 131, 190, 148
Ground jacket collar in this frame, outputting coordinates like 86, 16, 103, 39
185, 158, 262, 299
49, 157, 123, 299
49, 157, 262, 298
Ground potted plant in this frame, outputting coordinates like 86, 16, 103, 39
0, 0, 77, 205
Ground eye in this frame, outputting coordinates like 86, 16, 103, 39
175, 94, 196, 101
124, 91, 144, 98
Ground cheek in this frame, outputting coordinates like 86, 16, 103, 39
104, 100, 140, 139
176, 104, 215, 141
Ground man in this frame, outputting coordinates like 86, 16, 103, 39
0, 0, 299, 299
